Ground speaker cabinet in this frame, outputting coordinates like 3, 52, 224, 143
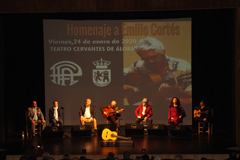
42, 126, 64, 138
147, 124, 168, 136
97, 124, 116, 136
71, 125, 92, 137
169, 125, 191, 137
125, 124, 144, 135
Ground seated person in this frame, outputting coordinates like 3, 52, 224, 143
174, 155, 183, 160
107, 152, 114, 160
168, 97, 186, 126
226, 151, 238, 160
135, 98, 152, 124
121, 151, 134, 160
49, 101, 63, 126
194, 100, 211, 136
101, 101, 121, 132
27, 101, 46, 137
79, 98, 97, 133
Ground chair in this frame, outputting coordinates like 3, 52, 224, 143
49, 122, 60, 127
198, 121, 213, 136
140, 119, 148, 134
80, 120, 93, 132
106, 119, 120, 125
140, 119, 148, 126
82, 122, 92, 125
25, 110, 40, 138
107, 118, 121, 134
198, 108, 213, 136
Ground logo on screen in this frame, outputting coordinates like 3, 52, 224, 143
92, 58, 111, 87
50, 61, 82, 86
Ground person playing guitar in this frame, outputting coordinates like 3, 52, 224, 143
194, 100, 211, 136
100, 101, 121, 133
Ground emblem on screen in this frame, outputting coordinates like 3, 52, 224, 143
92, 58, 111, 87
50, 61, 82, 86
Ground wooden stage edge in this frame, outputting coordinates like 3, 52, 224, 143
3, 126, 240, 159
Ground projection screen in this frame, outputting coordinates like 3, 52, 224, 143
43, 18, 192, 125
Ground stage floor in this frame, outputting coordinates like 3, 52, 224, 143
1, 126, 239, 155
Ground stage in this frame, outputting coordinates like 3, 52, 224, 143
1, 126, 239, 157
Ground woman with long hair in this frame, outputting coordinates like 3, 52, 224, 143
168, 97, 186, 126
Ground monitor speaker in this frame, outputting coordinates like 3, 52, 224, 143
42, 126, 64, 138
125, 123, 144, 135
71, 125, 92, 137
147, 124, 168, 136
169, 125, 191, 137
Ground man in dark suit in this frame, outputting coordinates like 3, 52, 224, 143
79, 98, 97, 132
27, 101, 46, 137
49, 101, 63, 126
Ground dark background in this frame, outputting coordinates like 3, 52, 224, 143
0, 9, 236, 139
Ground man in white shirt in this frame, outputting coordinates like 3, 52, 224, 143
79, 99, 97, 133
135, 98, 153, 124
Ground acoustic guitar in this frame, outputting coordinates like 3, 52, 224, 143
124, 72, 191, 105
194, 109, 208, 118
102, 108, 125, 118
101, 128, 131, 141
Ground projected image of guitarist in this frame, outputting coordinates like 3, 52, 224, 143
124, 37, 192, 105
194, 100, 211, 136
100, 101, 124, 133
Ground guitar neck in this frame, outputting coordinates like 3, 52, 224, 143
111, 134, 130, 140
108, 110, 124, 114
108, 111, 117, 114
138, 72, 191, 91
195, 110, 209, 114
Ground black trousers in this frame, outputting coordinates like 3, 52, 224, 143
107, 115, 119, 127
169, 122, 182, 128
